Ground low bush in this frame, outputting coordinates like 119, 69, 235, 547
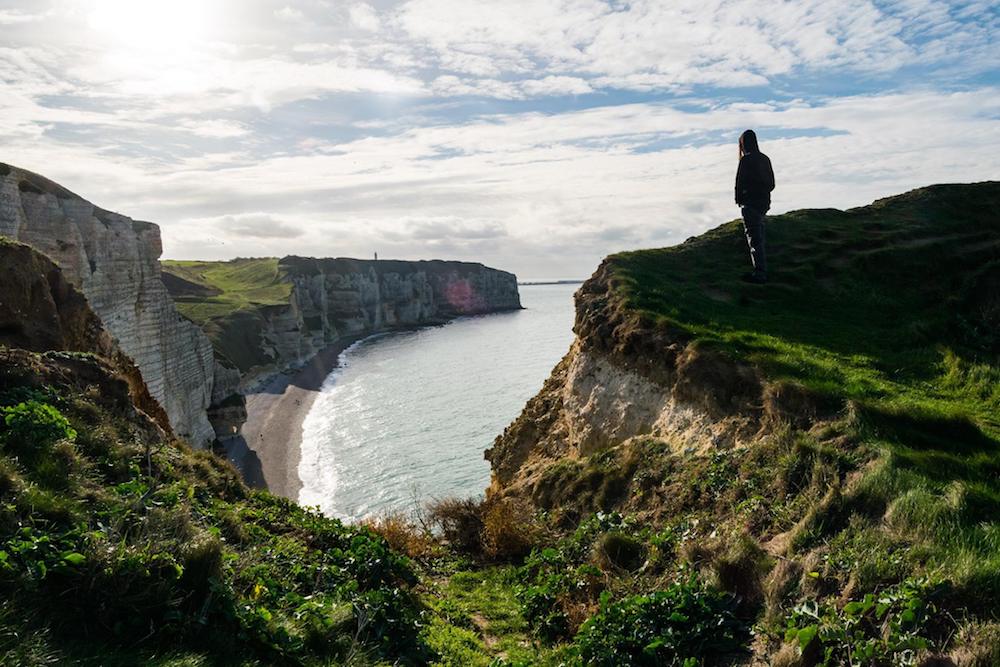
429, 497, 484, 554
363, 510, 438, 560
574, 576, 748, 666
481, 497, 540, 560
593, 531, 646, 572
0, 400, 77, 466
429, 496, 542, 560
783, 578, 949, 667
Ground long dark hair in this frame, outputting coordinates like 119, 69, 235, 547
739, 129, 759, 158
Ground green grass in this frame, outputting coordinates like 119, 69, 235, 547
162, 258, 291, 323
609, 183, 999, 431
423, 567, 574, 666
161, 258, 293, 370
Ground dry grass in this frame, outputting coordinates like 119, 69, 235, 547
362, 511, 438, 560
427, 496, 543, 560
481, 497, 541, 560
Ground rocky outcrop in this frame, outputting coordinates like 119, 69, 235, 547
0, 238, 170, 434
172, 256, 522, 384
270, 256, 522, 373
0, 163, 234, 446
485, 259, 792, 502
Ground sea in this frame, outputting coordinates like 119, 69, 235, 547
298, 283, 579, 522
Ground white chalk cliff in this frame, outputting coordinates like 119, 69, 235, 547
0, 163, 221, 445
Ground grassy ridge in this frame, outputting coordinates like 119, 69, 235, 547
538, 182, 1000, 662
161, 259, 293, 370
610, 183, 1000, 432
162, 258, 291, 323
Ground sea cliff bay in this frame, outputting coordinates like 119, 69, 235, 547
1, 163, 999, 665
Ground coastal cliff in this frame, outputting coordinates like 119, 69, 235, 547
0, 237, 170, 434
487, 182, 1000, 508
163, 255, 522, 382
0, 162, 237, 446
477, 182, 1000, 663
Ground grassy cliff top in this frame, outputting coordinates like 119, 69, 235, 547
161, 258, 291, 324
521, 183, 1000, 662
607, 182, 1000, 437
161, 259, 293, 369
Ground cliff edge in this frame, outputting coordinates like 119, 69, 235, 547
483, 183, 1000, 660
489, 182, 999, 502
0, 237, 170, 433
0, 162, 234, 446
162, 255, 522, 381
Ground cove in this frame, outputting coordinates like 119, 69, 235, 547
298, 283, 577, 521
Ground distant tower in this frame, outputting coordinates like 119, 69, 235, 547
374, 251, 378, 261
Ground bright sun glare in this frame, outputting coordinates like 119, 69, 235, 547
88, 0, 209, 50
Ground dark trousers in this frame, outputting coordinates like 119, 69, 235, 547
741, 206, 767, 275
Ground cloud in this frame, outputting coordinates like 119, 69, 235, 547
274, 6, 305, 22
177, 119, 251, 138
207, 213, 306, 239
520, 76, 593, 97
401, 219, 508, 241
391, 0, 994, 97
0, 10, 43, 25
349, 3, 381, 31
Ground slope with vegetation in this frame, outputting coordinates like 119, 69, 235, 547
0, 243, 435, 665
475, 182, 1000, 665
161, 258, 294, 374
3, 183, 999, 665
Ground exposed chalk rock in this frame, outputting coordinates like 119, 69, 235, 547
0, 163, 222, 446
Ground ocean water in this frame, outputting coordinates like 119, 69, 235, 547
298, 283, 578, 522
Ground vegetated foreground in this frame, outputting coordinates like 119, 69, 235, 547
2, 182, 998, 666
476, 182, 1000, 665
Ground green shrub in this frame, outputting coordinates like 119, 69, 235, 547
515, 547, 574, 641
783, 578, 948, 667
575, 577, 748, 667
0, 401, 77, 465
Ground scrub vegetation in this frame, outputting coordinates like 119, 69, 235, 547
0, 349, 424, 666
3, 182, 998, 664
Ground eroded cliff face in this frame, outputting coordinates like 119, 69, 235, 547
486, 260, 808, 504
279, 257, 521, 365
0, 163, 229, 446
0, 238, 171, 435
193, 256, 522, 382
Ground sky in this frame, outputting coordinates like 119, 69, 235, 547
1, 0, 998, 279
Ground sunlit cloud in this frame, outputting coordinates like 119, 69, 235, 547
0, 0, 996, 277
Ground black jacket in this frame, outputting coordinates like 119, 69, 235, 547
735, 151, 775, 213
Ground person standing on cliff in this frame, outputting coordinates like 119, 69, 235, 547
735, 129, 775, 284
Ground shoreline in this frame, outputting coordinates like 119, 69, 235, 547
237, 336, 364, 500
225, 307, 526, 502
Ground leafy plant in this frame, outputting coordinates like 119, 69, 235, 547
784, 578, 946, 667
575, 576, 747, 666
0, 400, 77, 462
